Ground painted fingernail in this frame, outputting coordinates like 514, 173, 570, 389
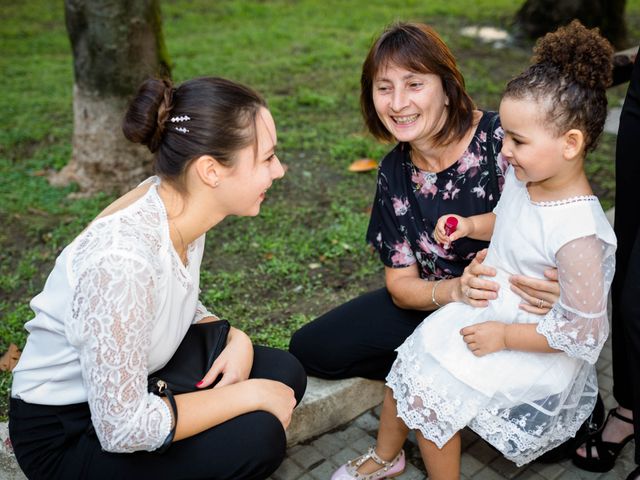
195, 380, 204, 387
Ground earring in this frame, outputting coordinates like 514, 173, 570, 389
214, 180, 220, 187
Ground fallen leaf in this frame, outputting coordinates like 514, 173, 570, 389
0, 344, 21, 372
27, 207, 48, 216
348, 158, 378, 172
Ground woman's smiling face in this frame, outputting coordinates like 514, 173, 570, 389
217, 107, 285, 217
372, 63, 449, 149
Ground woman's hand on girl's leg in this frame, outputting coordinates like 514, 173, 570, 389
509, 268, 559, 314
456, 249, 499, 307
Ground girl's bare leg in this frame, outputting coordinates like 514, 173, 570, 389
417, 430, 461, 480
356, 387, 409, 474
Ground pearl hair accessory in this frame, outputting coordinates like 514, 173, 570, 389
170, 115, 191, 133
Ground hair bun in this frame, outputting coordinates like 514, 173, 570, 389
122, 78, 174, 153
532, 20, 613, 90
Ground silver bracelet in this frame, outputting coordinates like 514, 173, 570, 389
431, 279, 444, 308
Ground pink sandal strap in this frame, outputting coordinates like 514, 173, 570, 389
367, 447, 395, 467
341, 447, 405, 480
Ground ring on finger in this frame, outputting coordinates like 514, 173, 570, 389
464, 287, 471, 298
537, 298, 544, 309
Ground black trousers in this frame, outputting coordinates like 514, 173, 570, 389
289, 287, 427, 381
610, 50, 640, 464
9, 346, 307, 480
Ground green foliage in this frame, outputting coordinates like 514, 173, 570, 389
0, 372, 11, 422
0, 304, 31, 354
1, 0, 637, 417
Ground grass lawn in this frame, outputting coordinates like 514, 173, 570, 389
2, 0, 640, 418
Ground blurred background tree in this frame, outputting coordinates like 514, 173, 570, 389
52, 0, 632, 195
51, 0, 171, 195
514, 0, 628, 49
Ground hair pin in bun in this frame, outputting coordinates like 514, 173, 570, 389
170, 115, 191, 134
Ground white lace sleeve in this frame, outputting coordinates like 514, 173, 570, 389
68, 252, 172, 453
536, 235, 615, 364
194, 299, 218, 323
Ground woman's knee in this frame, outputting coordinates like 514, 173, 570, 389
289, 319, 347, 376
288, 325, 312, 362
253, 346, 307, 404
271, 349, 307, 404
290, 325, 356, 379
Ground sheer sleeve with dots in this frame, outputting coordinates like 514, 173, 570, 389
536, 234, 615, 364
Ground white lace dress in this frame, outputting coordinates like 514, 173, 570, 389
12, 177, 215, 453
387, 167, 616, 466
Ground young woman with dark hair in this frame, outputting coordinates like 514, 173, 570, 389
9, 76, 306, 480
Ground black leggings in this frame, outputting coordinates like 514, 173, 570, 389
289, 287, 428, 381
611, 49, 640, 464
9, 346, 306, 480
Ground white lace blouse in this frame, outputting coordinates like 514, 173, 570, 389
11, 177, 215, 453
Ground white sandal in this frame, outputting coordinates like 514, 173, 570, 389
330, 446, 406, 479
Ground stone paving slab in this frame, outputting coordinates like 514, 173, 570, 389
0, 423, 25, 480
286, 376, 385, 446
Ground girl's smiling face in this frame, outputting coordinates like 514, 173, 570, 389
499, 97, 567, 184
372, 63, 449, 149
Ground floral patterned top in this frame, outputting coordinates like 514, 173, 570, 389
366, 111, 508, 280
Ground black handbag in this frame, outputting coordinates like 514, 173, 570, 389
147, 319, 231, 452
148, 320, 231, 394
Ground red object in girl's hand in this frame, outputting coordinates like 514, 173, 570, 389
444, 216, 458, 237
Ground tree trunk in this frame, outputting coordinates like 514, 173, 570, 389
52, 0, 171, 196
514, 0, 628, 49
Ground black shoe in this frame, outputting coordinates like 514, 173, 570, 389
572, 408, 634, 473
